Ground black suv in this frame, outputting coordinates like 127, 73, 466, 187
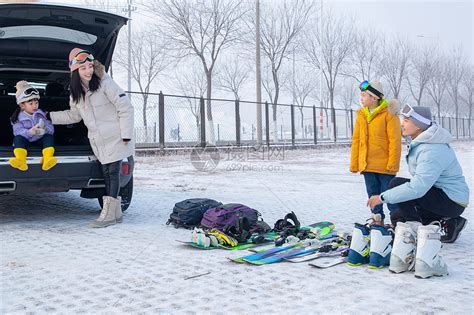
0, 3, 134, 210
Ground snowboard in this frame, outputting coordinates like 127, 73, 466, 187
177, 232, 278, 250
176, 240, 218, 250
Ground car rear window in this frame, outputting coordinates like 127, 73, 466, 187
0, 25, 97, 45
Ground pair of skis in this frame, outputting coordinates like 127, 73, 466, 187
230, 236, 348, 265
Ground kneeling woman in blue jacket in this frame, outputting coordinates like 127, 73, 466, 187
368, 105, 469, 243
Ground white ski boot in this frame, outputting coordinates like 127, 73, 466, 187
347, 223, 370, 266
389, 221, 422, 273
414, 223, 449, 279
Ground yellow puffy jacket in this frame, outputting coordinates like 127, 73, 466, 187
350, 99, 402, 175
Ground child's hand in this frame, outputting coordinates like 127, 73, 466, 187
28, 125, 45, 136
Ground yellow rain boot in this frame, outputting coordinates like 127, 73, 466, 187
9, 148, 28, 171
42, 147, 57, 171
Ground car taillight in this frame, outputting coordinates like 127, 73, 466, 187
121, 164, 129, 175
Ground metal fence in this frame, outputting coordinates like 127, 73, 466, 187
129, 91, 474, 148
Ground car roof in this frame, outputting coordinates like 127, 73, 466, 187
0, 3, 128, 88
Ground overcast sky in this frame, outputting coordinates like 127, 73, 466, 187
330, 0, 473, 63
39, 0, 473, 64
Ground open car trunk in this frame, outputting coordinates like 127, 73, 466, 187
0, 93, 92, 157
0, 3, 128, 157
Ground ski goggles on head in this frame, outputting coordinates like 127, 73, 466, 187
16, 87, 40, 103
401, 104, 432, 125
359, 80, 383, 98
69, 50, 95, 67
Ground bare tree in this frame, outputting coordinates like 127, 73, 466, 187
174, 64, 207, 140
339, 81, 357, 137
257, 0, 313, 142
426, 52, 448, 121
287, 67, 317, 139
216, 58, 250, 100
343, 32, 383, 82
304, 12, 355, 141
115, 30, 168, 142
144, 0, 246, 144
406, 45, 435, 106
459, 65, 473, 135
379, 36, 410, 99
446, 46, 468, 138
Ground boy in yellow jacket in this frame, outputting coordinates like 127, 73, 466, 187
350, 80, 401, 226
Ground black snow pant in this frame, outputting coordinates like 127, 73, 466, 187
101, 160, 122, 198
389, 177, 465, 225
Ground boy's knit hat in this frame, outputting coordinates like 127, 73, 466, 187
367, 80, 384, 99
15, 80, 40, 105
409, 106, 432, 130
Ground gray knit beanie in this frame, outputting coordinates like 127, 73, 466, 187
410, 106, 432, 130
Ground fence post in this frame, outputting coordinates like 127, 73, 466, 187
159, 91, 165, 148
312, 105, 317, 145
462, 118, 465, 138
217, 124, 220, 142
291, 104, 295, 148
332, 107, 337, 143
456, 117, 459, 139
200, 97, 206, 147
153, 122, 157, 143
235, 99, 241, 146
350, 109, 354, 136
177, 123, 180, 142
448, 117, 451, 134
265, 101, 270, 147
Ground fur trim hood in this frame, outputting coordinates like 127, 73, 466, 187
386, 99, 400, 115
93, 60, 106, 79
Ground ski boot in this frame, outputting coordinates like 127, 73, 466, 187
414, 223, 448, 279
368, 225, 394, 269
440, 216, 467, 243
389, 221, 421, 273
347, 223, 371, 266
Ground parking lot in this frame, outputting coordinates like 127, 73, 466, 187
1, 144, 473, 314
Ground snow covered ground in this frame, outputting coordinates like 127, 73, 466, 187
1, 142, 473, 314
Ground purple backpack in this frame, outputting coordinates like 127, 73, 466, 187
201, 203, 268, 241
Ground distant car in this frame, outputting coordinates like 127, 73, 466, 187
0, 3, 134, 210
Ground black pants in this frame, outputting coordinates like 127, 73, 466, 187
13, 134, 54, 149
389, 177, 465, 224
102, 160, 122, 198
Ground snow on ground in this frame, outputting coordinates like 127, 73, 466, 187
1, 142, 473, 314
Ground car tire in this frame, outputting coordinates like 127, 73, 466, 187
97, 176, 133, 211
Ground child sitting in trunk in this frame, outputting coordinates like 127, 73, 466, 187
9, 80, 57, 171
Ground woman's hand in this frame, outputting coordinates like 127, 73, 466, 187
367, 195, 382, 209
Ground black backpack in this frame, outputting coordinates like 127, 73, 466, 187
166, 198, 222, 229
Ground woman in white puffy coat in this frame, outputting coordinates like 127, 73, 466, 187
49, 48, 134, 228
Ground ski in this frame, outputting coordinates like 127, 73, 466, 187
247, 239, 336, 265
231, 236, 340, 264
230, 242, 305, 264
283, 246, 348, 263
309, 256, 347, 268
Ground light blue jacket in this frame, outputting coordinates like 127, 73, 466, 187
381, 122, 469, 207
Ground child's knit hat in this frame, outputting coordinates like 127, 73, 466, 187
367, 80, 384, 99
15, 80, 40, 105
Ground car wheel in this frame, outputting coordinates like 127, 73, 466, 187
119, 175, 133, 211
97, 176, 133, 211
